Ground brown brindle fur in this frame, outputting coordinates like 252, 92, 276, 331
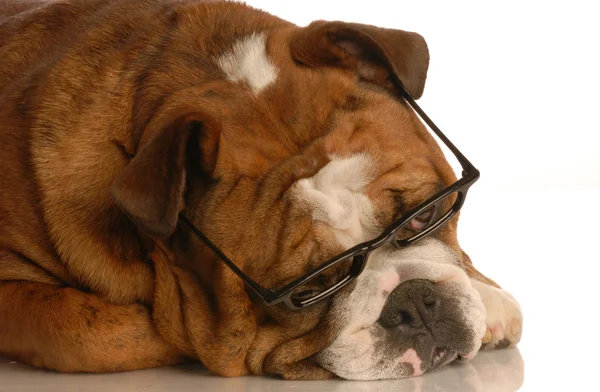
0, 0, 498, 379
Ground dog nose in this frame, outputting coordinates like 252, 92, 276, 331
379, 279, 439, 329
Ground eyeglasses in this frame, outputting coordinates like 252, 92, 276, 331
179, 79, 480, 310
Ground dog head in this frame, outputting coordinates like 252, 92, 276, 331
111, 2, 485, 380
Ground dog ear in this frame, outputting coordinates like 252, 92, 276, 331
291, 21, 430, 98
111, 103, 221, 239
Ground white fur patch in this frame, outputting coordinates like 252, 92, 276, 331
401, 349, 424, 377
217, 32, 278, 94
294, 154, 379, 248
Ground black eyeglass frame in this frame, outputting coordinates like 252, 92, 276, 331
178, 81, 480, 310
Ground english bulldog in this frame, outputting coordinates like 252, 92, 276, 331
0, 0, 523, 380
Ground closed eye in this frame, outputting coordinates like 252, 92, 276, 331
386, 180, 446, 222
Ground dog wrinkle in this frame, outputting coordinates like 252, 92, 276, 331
217, 32, 278, 94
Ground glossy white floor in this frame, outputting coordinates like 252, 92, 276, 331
1, 188, 598, 391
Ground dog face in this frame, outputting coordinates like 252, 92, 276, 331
111, 2, 486, 380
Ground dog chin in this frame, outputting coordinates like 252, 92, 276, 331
315, 239, 486, 380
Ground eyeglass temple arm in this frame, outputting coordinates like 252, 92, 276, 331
178, 215, 273, 299
393, 79, 478, 176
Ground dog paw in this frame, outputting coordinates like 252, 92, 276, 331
471, 279, 522, 350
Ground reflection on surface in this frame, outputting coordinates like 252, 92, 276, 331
347, 348, 525, 392
0, 349, 523, 392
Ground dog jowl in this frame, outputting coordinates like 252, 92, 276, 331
0, 0, 522, 379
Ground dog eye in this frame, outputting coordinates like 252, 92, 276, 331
410, 206, 435, 231
290, 256, 355, 304
292, 288, 324, 301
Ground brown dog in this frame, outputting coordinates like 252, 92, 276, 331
0, 0, 522, 380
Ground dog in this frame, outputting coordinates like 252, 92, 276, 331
0, 0, 522, 380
